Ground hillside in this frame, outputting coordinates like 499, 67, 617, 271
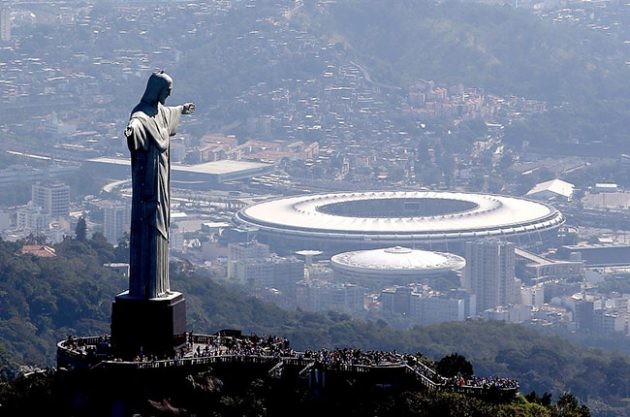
0, 367, 590, 417
301, 0, 626, 102
165, 0, 630, 152
291, 0, 630, 153
0, 236, 627, 415
8, 0, 627, 155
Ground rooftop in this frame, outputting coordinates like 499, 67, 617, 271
526, 178, 574, 199
331, 246, 465, 273
88, 157, 273, 176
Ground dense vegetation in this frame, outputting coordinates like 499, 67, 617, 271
316, 1, 622, 100
0, 368, 592, 417
0, 236, 126, 368
0, 236, 626, 415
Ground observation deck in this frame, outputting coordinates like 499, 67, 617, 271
57, 331, 519, 402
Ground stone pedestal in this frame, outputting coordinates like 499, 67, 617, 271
111, 291, 186, 358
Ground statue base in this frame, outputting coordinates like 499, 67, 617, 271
111, 291, 186, 359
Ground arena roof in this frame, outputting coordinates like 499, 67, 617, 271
235, 191, 564, 242
331, 246, 465, 274
89, 157, 272, 175
88, 157, 273, 184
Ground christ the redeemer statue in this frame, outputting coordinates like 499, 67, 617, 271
124, 71, 195, 299
111, 71, 193, 358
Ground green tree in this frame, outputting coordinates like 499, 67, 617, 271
113, 232, 130, 263
525, 391, 553, 407
75, 217, 87, 242
436, 353, 474, 378
555, 392, 590, 417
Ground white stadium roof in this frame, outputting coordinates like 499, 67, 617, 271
235, 191, 564, 240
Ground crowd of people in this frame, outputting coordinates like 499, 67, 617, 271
184, 333, 295, 359
61, 333, 518, 393
301, 348, 425, 369
447, 376, 520, 390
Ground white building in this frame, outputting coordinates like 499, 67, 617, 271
32, 182, 70, 218
380, 284, 475, 325
232, 255, 304, 295
227, 241, 270, 279
521, 284, 545, 307
483, 304, 532, 323
464, 240, 516, 311
16, 202, 49, 234
0, 7, 10, 42
331, 246, 465, 289
410, 293, 466, 325
526, 178, 574, 201
103, 200, 130, 245
296, 280, 365, 313
594, 183, 618, 193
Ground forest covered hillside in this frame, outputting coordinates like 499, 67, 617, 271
0, 236, 627, 415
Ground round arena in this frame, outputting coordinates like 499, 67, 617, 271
234, 191, 565, 254
330, 246, 466, 288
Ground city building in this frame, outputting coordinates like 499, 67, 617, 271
227, 241, 270, 279
232, 255, 304, 301
305, 262, 334, 281
521, 284, 545, 307
87, 157, 274, 186
482, 304, 532, 323
526, 178, 574, 201
296, 279, 365, 313
593, 183, 619, 193
16, 202, 49, 235
103, 200, 130, 245
573, 298, 595, 331
380, 284, 475, 325
464, 240, 516, 312
0, 7, 10, 42
331, 246, 465, 289
410, 293, 466, 326
380, 286, 413, 315
104, 263, 130, 278
32, 181, 70, 218
515, 248, 584, 284
594, 309, 625, 334
557, 243, 630, 267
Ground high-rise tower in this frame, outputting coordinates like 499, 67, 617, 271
464, 240, 515, 312
103, 200, 130, 245
32, 182, 70, 218
0, 7, 11, 42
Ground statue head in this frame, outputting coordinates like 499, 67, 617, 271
141, 71, 173, 106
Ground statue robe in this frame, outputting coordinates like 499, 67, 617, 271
126, 101, 181, 299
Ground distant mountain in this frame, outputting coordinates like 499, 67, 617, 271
6, 0, 628, 154
167, 0, 629, 152
297, 0, 627, 102
289, 0, 629, 153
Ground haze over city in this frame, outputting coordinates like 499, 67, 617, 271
0, 1, 629, 416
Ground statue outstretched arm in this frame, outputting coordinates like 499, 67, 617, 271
181, 103, 195, 115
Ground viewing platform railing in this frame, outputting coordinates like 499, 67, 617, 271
57, 334, 518, 400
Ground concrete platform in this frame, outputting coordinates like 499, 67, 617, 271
111, 291, 186, 358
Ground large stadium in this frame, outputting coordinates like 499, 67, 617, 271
234, 191, 565, 254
